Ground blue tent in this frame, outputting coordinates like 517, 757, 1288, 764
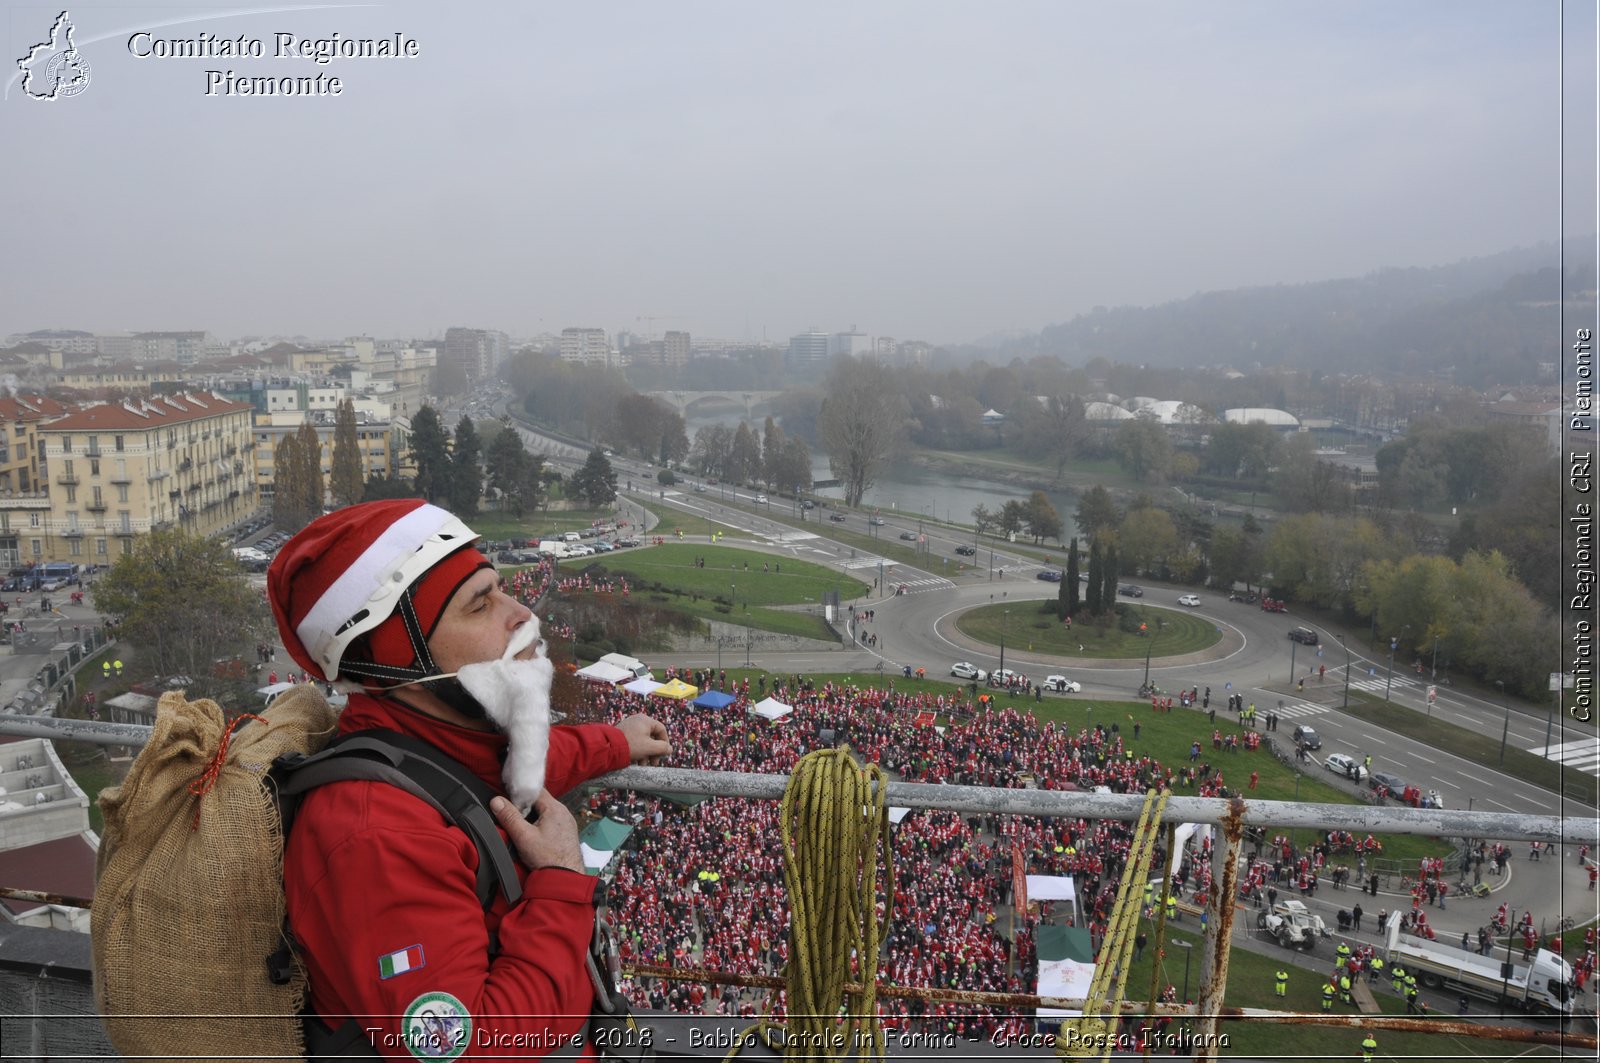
691, 690, 737, 709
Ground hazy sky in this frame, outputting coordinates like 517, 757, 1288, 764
2, 0, 1594, 346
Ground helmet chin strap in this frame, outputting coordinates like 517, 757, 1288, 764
338, 588, 491, 721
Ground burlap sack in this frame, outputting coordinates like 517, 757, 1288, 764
92, 685, 339, 1062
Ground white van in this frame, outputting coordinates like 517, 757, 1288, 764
537, 540, 570, 558
598, 652, 650, 680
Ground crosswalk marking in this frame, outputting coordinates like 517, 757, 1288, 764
1528, 738, 1600, 777
1271, 702, 1329, 720
1348, 675, 1418, 694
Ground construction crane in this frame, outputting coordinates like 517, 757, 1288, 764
635, 315, 687, 338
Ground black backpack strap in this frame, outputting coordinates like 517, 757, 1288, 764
276, 728, 521, 910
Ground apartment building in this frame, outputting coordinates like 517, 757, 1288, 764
0, 396, 72, 496
21, 393, 257, 566
559, 328, 611, 367
251, 412, 397, 503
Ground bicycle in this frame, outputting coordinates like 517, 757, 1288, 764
1553, 915, 1576, 933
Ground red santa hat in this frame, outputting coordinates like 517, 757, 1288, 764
268, 500, 486, 682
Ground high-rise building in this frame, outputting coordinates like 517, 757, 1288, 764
443, 327, 510, 382
559, 328, 611, 367
829, 330, 871, 358
786, 330, 830, 371
663, 331, 691, 368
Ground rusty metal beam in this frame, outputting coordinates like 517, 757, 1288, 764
1192, 796, 1246, 1061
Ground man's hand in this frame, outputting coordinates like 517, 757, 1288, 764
616, 714, 672, 765
491, 792, 584, 873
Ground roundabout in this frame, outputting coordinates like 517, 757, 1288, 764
954, 600, 1225, 661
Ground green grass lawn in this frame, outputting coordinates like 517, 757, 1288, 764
472, 506, 627, 542
579, 544, 870, 641
956, 601, 1223, 660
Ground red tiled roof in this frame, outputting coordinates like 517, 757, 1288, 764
40, 392, 251, 431
0, 396, 71, 422
0, 833, 97, 915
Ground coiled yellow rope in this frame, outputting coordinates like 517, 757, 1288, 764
722, 748, 891, 1061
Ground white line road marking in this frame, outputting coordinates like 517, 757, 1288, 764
1409, 753, 1437, 764
1486, 799, 1518, 812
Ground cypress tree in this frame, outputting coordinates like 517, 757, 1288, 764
273, 434, 303, 530
1102, 543, 1119, 614
1085, 541, 1103, 616
329, 399, 364, 507
295, 421, 325, 519
1064, 537, 1080, 617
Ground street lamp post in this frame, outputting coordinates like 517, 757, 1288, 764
1431, 636, 1440, 682
999, 609, 1009, 678
1174, 939, 1193, 1003
1384, 636, 1398, 701
1337, 633, 1350, 709
1141, 618, 1166, 692
1496, 680, 1511, 766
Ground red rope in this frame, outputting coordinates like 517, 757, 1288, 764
188, 713, 266, 829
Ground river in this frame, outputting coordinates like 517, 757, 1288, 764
685, 410, 1081, 540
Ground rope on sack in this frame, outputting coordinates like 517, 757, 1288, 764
724, 748, 891, 1062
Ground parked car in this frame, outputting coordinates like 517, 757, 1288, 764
829, 513, 847, 523
990, 668, 1020, 685
1118, 585, 1144, 598
755, 495, 769, 504
955, 544, 976, 556
1369, 771, 1407, 796
615, 537, 639, 547
899, 531, 917, 541
1036, 570, 1062, 582
1042, 675, 1081, 693
1288, 626, 1319, 645
1228, 591, 1258, 604
950, 661, 988, 681
1323, 753, 1368, 781
801, 500, 815, 509
1177, 594, 1202, 607
1291, 724, 1322, 750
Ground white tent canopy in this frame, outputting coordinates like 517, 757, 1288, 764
623, 676, 662, 696
1025, 875, 1077, 902
575, 661, 632, 685
748, 697, 793, 721
1036, 957, 1096, 1019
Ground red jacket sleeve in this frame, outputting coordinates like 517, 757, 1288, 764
544, 722, 630, 797
287, 781, 604, 1059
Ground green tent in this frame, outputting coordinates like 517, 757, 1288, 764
1035, 924, 1095, 963
579, 817, 635, 875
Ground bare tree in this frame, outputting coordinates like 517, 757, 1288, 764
817, 358, 902, 507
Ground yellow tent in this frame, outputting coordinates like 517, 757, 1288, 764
651, 678, 699, 700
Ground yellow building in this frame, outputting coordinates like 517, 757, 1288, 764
252, 413, 397, 503
0, 396, 72, 494
25, 392, 257, 564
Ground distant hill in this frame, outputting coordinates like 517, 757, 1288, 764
998, 243, 1594, 384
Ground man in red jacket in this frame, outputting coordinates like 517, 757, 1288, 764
269, 500, 671, 1060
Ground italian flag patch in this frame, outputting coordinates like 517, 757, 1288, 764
378, 944, 425, 980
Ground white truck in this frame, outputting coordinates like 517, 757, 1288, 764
598, 652, 651, 680
537, 540, 570, 559
1382, 912, 1575, 1015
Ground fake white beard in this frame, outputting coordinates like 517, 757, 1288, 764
454, 618, 552, 815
